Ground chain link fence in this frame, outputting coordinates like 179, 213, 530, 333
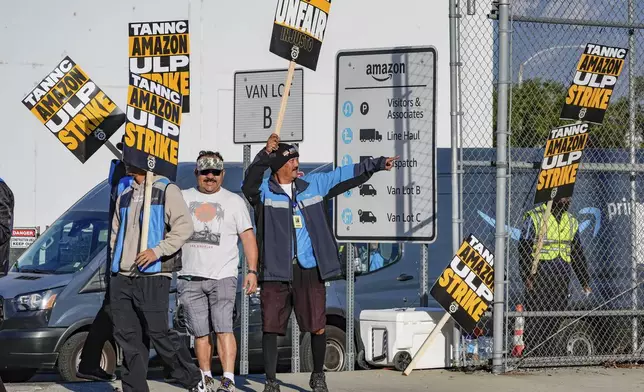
454, 0, 644, 370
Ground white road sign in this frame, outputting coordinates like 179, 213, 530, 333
234, 68, 304, 144
334, 46, 437, 243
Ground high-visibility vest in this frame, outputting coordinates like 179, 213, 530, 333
525, 204, 578, 263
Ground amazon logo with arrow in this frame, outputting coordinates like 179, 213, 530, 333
366, 62, 406, 82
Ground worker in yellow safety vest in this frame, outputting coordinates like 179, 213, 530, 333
518, 197, 591, 355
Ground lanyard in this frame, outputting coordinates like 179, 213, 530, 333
291, 182, 298, 263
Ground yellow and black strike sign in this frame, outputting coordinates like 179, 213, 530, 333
269, 0, 331, 71
129, 20, 190, 113
534, 123, 590, 204
123, 73, 182, 181
560, 43, 628, 124
430, 234, 494, 334
21, 56, 125, 163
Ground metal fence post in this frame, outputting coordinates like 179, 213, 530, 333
449, 0, 463, 367
240, 144, 251, 376
492, 0, 510, 375
628, 0, 638, 356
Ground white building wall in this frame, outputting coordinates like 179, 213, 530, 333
0, 0, 490, 231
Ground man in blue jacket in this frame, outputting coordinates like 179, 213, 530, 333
242, 133, 397, 392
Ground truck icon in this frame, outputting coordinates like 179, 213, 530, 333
358, 209, 377, 223
359, 183, 377, 196
359, 128, 382, 142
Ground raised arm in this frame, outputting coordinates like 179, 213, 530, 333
313, 156, 398, 199
242, 134, 279, 206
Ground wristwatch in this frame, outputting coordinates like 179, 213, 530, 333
248, 269, 258, 276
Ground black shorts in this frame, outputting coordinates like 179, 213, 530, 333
260, 262, 326, 335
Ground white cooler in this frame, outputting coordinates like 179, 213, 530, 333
359, 307, 454, 371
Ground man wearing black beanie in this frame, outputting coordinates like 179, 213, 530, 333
242, 133, 397, 392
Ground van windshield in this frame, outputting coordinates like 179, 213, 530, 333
13, 210, 109, 275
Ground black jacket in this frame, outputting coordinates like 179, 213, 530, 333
0, 179, 14, 276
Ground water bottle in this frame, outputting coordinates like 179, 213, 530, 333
464, 335, 479, 370
477, 336, 493, 365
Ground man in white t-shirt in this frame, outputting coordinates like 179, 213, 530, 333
179, 151, 258, 392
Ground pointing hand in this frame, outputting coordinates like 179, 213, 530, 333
384, 156, 400, 171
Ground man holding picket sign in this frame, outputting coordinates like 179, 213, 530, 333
243, 133, 397, 391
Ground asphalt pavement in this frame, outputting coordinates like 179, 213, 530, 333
4, 366, 644, 392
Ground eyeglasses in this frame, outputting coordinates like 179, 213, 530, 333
198, 169, 222, 176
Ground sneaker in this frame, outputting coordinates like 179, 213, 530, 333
262, 378, 281, 392
309, 372, 328, 392
204, 375, 217, 392
216, 376, 236, 392
188, 380, 207, 392
76, 367, 117, 382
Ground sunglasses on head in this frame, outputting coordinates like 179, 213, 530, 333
198, 169, 222, 176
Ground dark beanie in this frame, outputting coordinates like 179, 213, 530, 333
270, 143, 299, 172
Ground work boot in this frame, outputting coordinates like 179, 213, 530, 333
216, 376, 236, 392
263, 378, 281, 392
309, 372, 328, 392
76, 367, 117, 382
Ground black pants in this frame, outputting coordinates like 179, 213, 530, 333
78, 296, 113, 371
525, 262, 571, 356
110, 274, 200, 392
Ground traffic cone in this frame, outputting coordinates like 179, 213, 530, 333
511, 304, 525, 357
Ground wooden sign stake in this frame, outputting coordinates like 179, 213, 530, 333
274, 60, 296, 137
531, 198, 553, 275
139, 171, 154, 252
403, 312, 450, 375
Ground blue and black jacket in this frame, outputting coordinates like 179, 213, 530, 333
242, 149, 388, 282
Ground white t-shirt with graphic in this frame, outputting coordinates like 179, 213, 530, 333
180, 187, 253, 280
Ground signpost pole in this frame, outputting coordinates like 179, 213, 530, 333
240, 145, 251, 376
421, 244, 429, 307
139, 171, 154, 251
275, 61, 296, 137
292, 142, 300, 374
345, 243, 355, 372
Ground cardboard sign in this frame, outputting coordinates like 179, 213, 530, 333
534, 123, 590, 204
21, 56, 125, 163
560, 43, 628, 124
129, 20, 190, 113
269, 0, 331, 70
430, 234, 494, 334
122, 73, 182, 181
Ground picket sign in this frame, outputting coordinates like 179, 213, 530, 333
139, 171, 154, 252
274, 60, 296, 136
403, 312, 450, 375
531, 118, 583, 276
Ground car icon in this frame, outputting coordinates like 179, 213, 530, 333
359, 184, 377, 196
358, 209, 377, 223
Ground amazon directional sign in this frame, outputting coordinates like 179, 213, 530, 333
233, 68, 304, 144
333, 46, 437, 243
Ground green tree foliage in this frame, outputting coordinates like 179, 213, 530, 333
492, 77, 643, 149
